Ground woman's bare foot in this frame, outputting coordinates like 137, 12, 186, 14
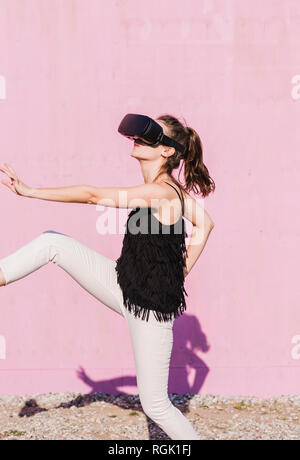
0, 268, 6, 286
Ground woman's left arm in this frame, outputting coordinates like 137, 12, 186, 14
30, 183, 168, 208
0, 163, 169, 208
28, 184, 93, 203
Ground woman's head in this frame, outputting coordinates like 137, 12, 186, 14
152, 114, 215, 197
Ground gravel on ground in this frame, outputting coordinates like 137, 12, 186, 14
0, 392, 299, 440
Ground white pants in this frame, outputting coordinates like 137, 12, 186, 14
0, 230, 200, 440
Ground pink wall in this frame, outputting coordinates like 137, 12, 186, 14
0, 0, 299, 397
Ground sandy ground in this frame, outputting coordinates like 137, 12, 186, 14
0, 392, 299, 440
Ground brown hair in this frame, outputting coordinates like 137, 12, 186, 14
153, 114, 215, 198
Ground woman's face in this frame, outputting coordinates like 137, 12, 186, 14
130, 120, 171, 160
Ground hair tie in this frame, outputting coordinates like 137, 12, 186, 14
181, 127, 192, 159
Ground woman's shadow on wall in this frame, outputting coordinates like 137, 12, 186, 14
74, 313, 209, 439
20, 314, 210, 440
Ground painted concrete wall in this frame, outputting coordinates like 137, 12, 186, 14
0, 0, 299, 397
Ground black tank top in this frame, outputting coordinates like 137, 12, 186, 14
115, 181, 188, 323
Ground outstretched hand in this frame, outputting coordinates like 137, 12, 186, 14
0, 162, 32, 197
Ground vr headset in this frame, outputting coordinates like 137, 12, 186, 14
118, 113, 188, 158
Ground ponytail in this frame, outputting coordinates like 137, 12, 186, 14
184, 126, 215, 197
155, 114, 215, 198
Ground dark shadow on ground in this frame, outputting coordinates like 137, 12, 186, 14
18, 314, 210, 440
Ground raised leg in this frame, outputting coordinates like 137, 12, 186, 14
0, 230, 125, 316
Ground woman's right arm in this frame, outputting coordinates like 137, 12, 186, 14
182, 191, 214, 277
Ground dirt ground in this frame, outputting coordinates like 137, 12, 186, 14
0, 392, 299, 440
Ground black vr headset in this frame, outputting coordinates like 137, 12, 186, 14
118, 113, 188, 158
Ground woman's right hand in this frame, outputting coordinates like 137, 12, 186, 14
0, 162, 33, 197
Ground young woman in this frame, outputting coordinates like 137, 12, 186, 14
0, 113, 215, 440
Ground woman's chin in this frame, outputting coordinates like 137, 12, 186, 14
130, 151, 141, 159
130, 150, 149, 161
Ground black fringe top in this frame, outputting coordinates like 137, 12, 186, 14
115, 181, 188, 323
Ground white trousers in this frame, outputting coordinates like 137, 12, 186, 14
0, 230, 200, 440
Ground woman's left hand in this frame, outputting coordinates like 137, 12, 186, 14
0, 162, 32, 197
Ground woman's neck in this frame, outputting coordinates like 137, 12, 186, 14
138, 159, 169, 184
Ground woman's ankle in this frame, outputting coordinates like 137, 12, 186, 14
0, 268, 7, 286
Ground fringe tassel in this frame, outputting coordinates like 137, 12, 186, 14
115, 209, 189, 323
122, 295, 187, 323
